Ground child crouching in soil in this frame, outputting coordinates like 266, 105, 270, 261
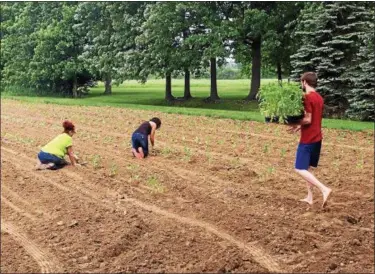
131, 117, 161, 159
36, 120, 80, 170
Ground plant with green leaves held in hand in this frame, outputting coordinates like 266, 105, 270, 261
257, 83, 304, 122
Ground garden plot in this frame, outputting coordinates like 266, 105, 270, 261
1, 99, 374, 273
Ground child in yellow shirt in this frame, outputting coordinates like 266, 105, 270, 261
36, 120, 80, 170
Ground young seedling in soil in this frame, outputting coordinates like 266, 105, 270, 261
109, 163, 118, 177
146, 176, 164, 193
161, 147, 173, 156
129, 174, 140, 185
127, 163, 139, 171
339, 131, 347, 140
280, 148, 286, 158
103, 136, 114, 144
356, 154, 365, 169
17, 135, 35, 145
91, 154, 102, 169
183, 146, 192, 162
263, 144, 269, 154
206, 152, 213, 166
267, 166, 275, 174
333, 160, 340, 170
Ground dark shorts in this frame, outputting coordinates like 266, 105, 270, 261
38, 151, 67, 170
131, 132, 149, 157
295, 141, 322, 170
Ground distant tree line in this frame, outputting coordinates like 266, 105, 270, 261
1, 2, 373, 120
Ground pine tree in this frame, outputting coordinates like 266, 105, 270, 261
344, 6, 375, 120
290, 2, 327, 79
290, 2, 373, 118
317, 3, 373, 114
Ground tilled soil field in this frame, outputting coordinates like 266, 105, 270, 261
1, 99, 374, 273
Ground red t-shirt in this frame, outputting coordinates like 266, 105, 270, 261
300, 91, 324, 144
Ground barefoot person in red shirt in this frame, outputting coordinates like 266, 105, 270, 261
289, 72, 332, 207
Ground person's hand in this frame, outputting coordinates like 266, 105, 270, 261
74, 163, 81, 167
287, 125, 301, 134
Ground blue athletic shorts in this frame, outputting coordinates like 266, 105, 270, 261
38, 151, 68, 170
295, 141, 322, 170
131, 132, 149, 157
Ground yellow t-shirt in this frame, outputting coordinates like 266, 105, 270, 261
42, 133, 73, 158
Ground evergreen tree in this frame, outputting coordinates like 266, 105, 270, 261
291, 2, 373, 118
344, 5, 375, 120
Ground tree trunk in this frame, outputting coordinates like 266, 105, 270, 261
207, 57, 220, 101
183, 69, 192, 100
72, 74, 78, 98
277, 62, 282, 86
246, 37, 261, 101
104, 73, 112, 94
165, 72, 174, 101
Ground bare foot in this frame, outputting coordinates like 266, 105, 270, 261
36, 163, 54, 170
36, 163, 47, 170
132, 148, 143, 159
322, 188, 332, 208
137, 147, 145, 159
46, 163, 55, 169
299, 197, 313, 205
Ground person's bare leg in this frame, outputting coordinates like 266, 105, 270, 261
36, 161, 54, 170
321, 187, 332, 208
295, 169, 332, 207
36, 158, 44, 170
299, 182, 314, 205
132, 148, 141, 159
138, 147, 145, 159
46, 163, 55, 169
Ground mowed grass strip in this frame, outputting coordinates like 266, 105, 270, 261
1, 79, 373, 131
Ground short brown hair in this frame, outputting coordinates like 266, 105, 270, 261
301, 72, 318, 88
62, 120, 75, 133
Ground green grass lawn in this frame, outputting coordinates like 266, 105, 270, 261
1, 79, 373, 131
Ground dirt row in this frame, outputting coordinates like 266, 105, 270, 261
2, 146, 269, 273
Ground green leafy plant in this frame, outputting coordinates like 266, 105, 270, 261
91, 154, 102, 169
280, 148, 286, 158
161, 147, 173, 156
267, 166, 275, 174
146, 176, 164, 193
356, 154, 365, 169
126, 163, 139, 171
109, 163, 118, 177
206, 152, 213, 166
183, 146, 192, 162
103, 136, 114, 144
257, 83, 304, 120
263, 144, 269, 154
